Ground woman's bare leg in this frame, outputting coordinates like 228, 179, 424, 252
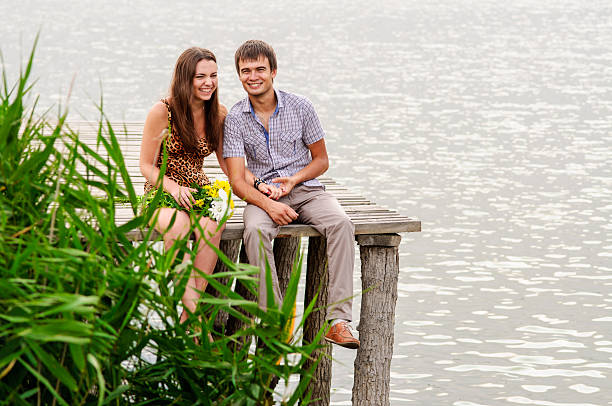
185, 217, 225, 342
191, 217, 225, 295
152, 210, 225, 336
151, 208, 198, 320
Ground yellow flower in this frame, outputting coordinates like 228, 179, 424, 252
204, 184, 218, 198
213, 179, 230, 192
194, 199, 204, 207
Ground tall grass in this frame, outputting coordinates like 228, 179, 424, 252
0, 39, 322, 405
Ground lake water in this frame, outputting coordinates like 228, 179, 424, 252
2, 0, 612, 404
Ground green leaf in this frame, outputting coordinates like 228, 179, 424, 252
69, 343, 85, 371
19, 320, 92, 344
18, 358, 70, 406
281, 246, 303, 319
87, 354, 106, 406
0, 339, 22, 370
102, 385, 130, 405
26, 341, 78, 391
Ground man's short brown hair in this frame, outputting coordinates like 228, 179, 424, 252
234, 40, 277, 73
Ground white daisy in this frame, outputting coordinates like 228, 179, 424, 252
209, 200, 225, 222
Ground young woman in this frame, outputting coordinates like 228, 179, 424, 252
139, 47, 229, 326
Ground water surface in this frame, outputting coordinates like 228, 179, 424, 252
2, 0, 611, 404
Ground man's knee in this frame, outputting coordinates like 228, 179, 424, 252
327, 215, 354, 235
243, 224, 273, 246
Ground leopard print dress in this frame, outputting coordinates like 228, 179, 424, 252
143, 99, 213, 194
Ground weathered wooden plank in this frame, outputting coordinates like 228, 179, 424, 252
122, 219, 420, 241
113, 206, 412, 219
113, 206, 407, 218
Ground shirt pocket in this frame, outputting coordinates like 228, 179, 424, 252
279, 130, 302, 155
244, 133, 267, 160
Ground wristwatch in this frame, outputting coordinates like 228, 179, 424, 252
254, 178, 266, 190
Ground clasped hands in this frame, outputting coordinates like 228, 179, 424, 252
258, 176, 299, 226
257, 176, 296, 200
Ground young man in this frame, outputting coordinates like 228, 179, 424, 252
223, 40, 359, 349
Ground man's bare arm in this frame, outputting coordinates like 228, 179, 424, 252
272, 138, 329, 196
225, 157, 298, 225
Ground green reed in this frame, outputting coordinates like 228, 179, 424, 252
0, 37, 322, 405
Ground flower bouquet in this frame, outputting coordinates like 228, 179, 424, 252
141, 179, 235, 222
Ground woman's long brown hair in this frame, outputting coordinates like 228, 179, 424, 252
169, 47, 221, 152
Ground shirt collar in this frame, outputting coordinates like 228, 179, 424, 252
242, 89, 284, 115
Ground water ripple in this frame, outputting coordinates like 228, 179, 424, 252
3, 0, 611, 404
446, 365, 605, 378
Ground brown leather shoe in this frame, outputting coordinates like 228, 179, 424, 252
324, 321, 360, 349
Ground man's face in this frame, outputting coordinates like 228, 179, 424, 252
238, 56, 276, 98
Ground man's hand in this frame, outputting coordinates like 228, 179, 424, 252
258, 182, 282, 200
265, 200, 298, 225
272, 176, 298, 197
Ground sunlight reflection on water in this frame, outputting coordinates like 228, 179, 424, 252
2, 0, 612, 403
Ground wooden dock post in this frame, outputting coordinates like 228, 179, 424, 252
302, 236, 332, 405
352, 234, 402, 406
273, 236, 300, 295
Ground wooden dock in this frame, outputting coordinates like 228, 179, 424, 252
69, 121, 421, 406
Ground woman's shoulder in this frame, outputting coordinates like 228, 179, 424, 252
150, 100, 170, 115
144, 100, 171, 131
219, 103, 228, 117
150, 99, 173, 117
217, 104, 228, 125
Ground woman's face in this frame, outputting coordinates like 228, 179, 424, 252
191, 59, 218, 102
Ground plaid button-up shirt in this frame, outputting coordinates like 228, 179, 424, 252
223, 90, 325, 187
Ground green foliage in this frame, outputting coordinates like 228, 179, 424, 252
0, 39, 321, 405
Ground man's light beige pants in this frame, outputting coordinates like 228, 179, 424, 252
243, 184, 354, 321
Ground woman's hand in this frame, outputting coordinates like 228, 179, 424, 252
169, 183, 197, 210
258, 182, 282, 200
271, 176, 297, 197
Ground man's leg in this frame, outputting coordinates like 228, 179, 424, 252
292, 186, 355, 322
243, 203, 282, 309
